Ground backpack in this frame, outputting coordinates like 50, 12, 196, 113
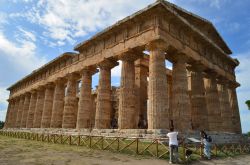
207, 136, 212, 142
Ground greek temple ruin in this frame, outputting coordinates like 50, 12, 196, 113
3, 0, 242, 135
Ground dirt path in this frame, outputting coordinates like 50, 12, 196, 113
0, 136, 249, 165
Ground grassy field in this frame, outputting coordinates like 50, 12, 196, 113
0, 135, 166, 165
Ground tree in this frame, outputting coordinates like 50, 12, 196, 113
247, 132, 250, 137
0, 121, 4, 129
246, 100, 250, 110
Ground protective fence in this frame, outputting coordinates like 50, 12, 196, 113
0, 130, 249, 161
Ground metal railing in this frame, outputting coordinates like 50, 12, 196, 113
0, 130, 249, 161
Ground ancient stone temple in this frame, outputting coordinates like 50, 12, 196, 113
4, 0, 242, 134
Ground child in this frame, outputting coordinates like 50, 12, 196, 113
200, 130, 211, 160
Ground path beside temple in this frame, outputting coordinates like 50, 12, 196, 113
0, 136, 249, 165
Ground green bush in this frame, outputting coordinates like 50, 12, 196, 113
0, 121, 4, 129
246, 100, 250, 110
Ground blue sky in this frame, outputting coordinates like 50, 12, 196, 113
0, 0, 249, 133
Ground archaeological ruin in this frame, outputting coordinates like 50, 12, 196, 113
3, 0, 242, 138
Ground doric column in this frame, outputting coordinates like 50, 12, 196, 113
76, 68, 96, 129
26, 91, 37, 128
228, 82, 242, 134
95, 60, 118, 129
62, 73, 78, 128
33, 87, 45, 128
217, 80, 233, 132
4, 99, 14, 128
41, 84, 55, 128
20, 93, 31, 128
15, 95, 25, 128
135, 58, 148, 129
11, 97, 20, 128
50, 78, 66, 128
118, 50, 142, 129
188, 64, 208, 130
171, 54, 191, 131
204, 71, 222, 132
147, 41, 168, 129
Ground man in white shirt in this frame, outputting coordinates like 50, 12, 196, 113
167, 127, 179, 164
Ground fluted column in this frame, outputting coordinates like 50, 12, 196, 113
76, 68, 96, 129
26, 91, 37, 128
11, 97, 20, 128
135, 59, 148, 128
95, 60, 118, 129
33, 87, 45, 128
20, 93, 31, 128
41, 84, 55, 128
51, 79, 66, 128
204, 72, 222, 132
4, 99, 14, 128
15, 95, 25, 128
188, 65, 208, 130
62, 73, 78, 128
118, 51, 142, 129
147, 41, 168, 129
228, 83, 242, 134
171, 54, 191, 131
217, 80, 233, 132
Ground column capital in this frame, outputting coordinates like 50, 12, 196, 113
187, 62, 206, 72
166, 52, 189, 63
54, 77, 67, 85
80, 66, 98, 76
228, 81, 240, 89
98, 58, 119, 70
146, 39, 168, 51
66, 72, 80, 81
44, 82, 55, 89
119, 49, 143, 62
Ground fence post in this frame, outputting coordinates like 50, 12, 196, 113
156, 139, 159, 157
69, 135, 72, 145
89, 136, 92, 148
117, 137, 120, 151
101, 136, 104, 150
136, 138, 139, 154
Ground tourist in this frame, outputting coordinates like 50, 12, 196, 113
200, 130, 211, 160
167, 127, 179, 164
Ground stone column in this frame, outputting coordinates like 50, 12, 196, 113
33, 87, 45, 128
20, 93, 31, 128
76, 68, 96, 129
188, 64, 208, 130
228, 82, 242, 134
15, 95, 25, 128
204, 72, 222, 132
217, 80, 233, 132
62, 73, 78, 128
50, 78, 66, 128
171, 54, 191, 131
147, 41, 168, 129
41, 84, 55, 128
118, 51, 142, 129
95, 60, 118, 129
135, 58, 148, 129
11, 97, 20, 128
26, 91, 37, 128
4, 99, 14, 128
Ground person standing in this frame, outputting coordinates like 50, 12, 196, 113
200, 130, 211, 160
167, 127, 179, 164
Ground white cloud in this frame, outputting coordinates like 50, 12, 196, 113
0, 30, 46, 72
11, 0, 154, 46
0, 109, 7, 122
235, 51, 250, 133
17, 27, 36, 42
111, 60, 121, 77
0, 87, 9, 107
